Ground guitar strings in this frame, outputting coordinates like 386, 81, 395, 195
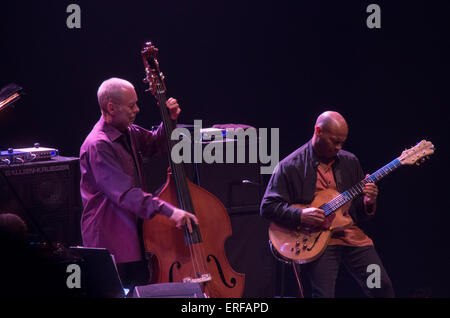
322, 159, 401, 216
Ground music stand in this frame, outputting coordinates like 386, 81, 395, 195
69, 246, 125, 298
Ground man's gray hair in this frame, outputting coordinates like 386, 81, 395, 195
97, 78, 134, 112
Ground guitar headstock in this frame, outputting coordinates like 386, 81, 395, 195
141, 42, 166, 97
398, 140, 435, 166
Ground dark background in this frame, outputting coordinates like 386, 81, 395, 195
1, 0, 449, 297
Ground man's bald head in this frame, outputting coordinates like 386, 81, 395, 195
312, 111, 349, 161
97, 78, 135, 114
315, 111, 348, 135
96, 77, 140, 131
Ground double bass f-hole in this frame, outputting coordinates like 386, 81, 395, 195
206, 254, 237, 288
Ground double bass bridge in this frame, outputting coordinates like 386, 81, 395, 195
183, 273, 212, 284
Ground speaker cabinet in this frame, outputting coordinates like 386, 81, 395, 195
0, 156, 82, 245
142, 130, 264, 213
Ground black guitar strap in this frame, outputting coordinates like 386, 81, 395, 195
333, 160, 344, 192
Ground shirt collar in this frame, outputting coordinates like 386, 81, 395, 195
99, 116, 127, 142
307, 139, 341, 168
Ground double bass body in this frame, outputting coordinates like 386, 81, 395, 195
143, 172, 245, 298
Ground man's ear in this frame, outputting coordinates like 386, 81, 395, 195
106, 101, 115, 115
314, 125, 322, 137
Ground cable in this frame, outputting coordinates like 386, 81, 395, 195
292, 262, 304, 298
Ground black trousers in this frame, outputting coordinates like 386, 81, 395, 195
302, 245, 395, 298
116, 259, 151, 290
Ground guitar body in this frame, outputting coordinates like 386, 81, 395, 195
268, 188, 353, 264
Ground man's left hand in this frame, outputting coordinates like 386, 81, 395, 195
363, 174, 378, 205
166, 97, 181, 120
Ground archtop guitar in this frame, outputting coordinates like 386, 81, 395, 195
268, 140, 435, 264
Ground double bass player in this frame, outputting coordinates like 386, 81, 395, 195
79, 77, 198, 289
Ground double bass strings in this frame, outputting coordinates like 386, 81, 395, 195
156, 77, 210, 284
155, 89, 204, 279
175, 165, 210, 280
167, 119, 209, 281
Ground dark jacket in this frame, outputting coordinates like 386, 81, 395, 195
260, 140, 371, 229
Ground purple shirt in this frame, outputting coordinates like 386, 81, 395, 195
80, 117, 175, 263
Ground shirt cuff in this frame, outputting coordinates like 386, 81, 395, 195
294, 209, 302, 228
286, 205, 302, 228
157, 200, 176, 217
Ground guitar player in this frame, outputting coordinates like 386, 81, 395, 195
260, 111, 395, 298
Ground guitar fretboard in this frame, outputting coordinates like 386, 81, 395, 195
321, 158, 401, 216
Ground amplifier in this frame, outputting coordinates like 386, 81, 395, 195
0, 144, 58, 165
0, 156, 82, 245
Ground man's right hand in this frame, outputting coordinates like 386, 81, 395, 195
170, 208, 199, 233
300, 207, 325, 227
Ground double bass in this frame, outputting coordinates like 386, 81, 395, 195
140, 42, 245, 298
